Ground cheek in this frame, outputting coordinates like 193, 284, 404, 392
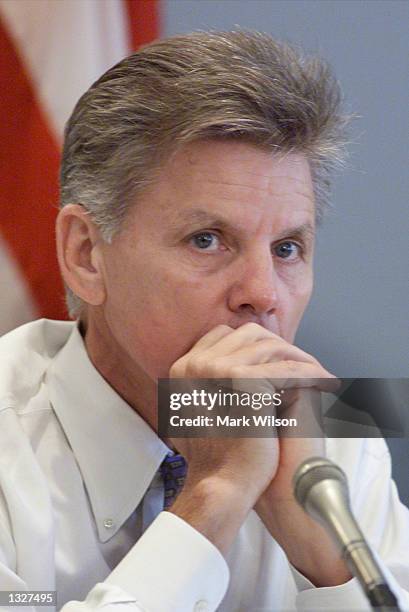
277, 270, 313, 341
103, 262, 222, 376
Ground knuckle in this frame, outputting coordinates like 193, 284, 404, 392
242, 321, 261, 332
215, 324, 233, 333
204, 361, 221, 378
210, 357, 230, 378
229, 365, 248, 378
185, 354, 210, 377
261, 337, 281, 352
169, 360, 184, 378
284, 360, 300, 372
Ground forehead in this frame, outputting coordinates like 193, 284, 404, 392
127, 140, 315, 233
163, 140, 313, 195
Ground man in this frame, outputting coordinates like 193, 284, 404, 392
0, 30, 408, 611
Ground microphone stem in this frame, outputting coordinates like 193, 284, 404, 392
368, 583, 400, 611
293, 458, 403, 612
340, 534, 401, 611
343, 539, 387, 590
324, 504, 400, 612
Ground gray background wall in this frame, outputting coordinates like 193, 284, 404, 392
163, 0, 409, 503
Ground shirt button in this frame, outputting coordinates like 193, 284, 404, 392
194, 601, 208, 612
104, 518, 114, 529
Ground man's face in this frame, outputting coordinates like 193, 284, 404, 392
97, 141, 315, 380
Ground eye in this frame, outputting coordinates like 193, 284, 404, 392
189, 232, 221, 251
274, 241, 301, 260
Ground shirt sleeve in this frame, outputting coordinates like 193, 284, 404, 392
0, 510, 228, 612
61, 512, 229, 612
0, 401, 228, 612
291, 437, 409, 611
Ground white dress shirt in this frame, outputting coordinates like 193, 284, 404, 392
0, 319, 408, 612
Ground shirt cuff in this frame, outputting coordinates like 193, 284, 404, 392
295, 576, 371, 610
104, 511, 229, 612
290, 563, 407, 611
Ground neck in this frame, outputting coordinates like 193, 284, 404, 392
83, 313, 159, 432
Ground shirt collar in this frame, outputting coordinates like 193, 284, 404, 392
46, 324, 169, 542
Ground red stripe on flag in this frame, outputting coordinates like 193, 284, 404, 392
125, 0, 160, 50
0, 18, 67, 320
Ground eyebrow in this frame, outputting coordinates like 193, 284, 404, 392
274, 222, 315, 242
170, 209, 315, 241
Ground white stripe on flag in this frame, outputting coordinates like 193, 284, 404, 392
0, 0, 129, 140
0, 0, 133, 334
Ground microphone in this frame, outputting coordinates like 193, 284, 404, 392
293, 457, 401, 611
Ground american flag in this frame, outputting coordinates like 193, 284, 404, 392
0, 0, 160, 335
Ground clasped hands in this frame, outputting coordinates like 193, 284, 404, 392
168, 323, 351, 586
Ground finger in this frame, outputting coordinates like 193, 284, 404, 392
176, 322, 272, 375
187, 324, 234, 353
233, 361, 339, 393
197, 322, 282, 358
213, 337, 319, 368
170, 325, 234, 376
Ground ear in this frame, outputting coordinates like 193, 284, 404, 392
56, 205, 106, 307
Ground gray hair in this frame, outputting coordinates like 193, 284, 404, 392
60, 29, 353, 317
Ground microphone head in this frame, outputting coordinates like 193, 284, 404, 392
293, 456, 348, 510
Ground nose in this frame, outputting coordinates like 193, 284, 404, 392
227, 249, 278, 317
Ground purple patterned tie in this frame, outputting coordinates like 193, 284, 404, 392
160, 453, 188, 509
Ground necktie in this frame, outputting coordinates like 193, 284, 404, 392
160, 453, 188, 509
